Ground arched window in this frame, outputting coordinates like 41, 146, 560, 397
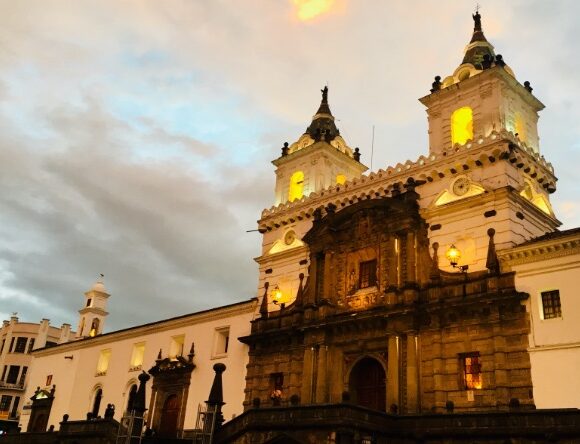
126, 384, 138, 413
288, 171, 304, 202
92, 388, 103, 418
514, 112, 526, 142
451, 107, 473, 146
89, 318, 100, 337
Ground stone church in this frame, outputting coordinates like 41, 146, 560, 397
216, 10, 580, 443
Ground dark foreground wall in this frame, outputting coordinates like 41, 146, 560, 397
3, 405, 580, 444
215, 404, 580, 444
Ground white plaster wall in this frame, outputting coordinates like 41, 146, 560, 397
20, 302, 256, 432
511, 253, 580, 408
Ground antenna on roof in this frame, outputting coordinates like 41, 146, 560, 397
370, 125, 375, 171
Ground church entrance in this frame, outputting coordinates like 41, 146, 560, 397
158, 394, 179, 437
349, 357, 386, 411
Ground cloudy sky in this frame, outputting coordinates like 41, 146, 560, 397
0, 0, 578, 331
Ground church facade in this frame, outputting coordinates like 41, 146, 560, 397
243, 10, 560, 417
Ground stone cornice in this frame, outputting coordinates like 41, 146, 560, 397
499, 233, 580, 267
258, 130, 556, 230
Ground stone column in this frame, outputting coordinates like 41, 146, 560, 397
301, 346, 315, 404
315, 345, 328, 403
406, 231, 416, 284
406, 334, 419, 413
387, 335, 400, 411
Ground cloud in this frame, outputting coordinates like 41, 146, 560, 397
0, 1, 578, 330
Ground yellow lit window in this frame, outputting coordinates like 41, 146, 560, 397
336, 174, 346, 185
288, 171, 304, 202
96, 349, 111, 376
451, 107, 473, 146
461, 352, 482, 390
169, 335, 184, 359
129, 343, 145, 370
514, 112, 526, 142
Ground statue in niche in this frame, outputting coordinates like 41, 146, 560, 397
347, 267, 358, 295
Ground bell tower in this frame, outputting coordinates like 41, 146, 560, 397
76, 276, 109, 338
421, 11, 542, 156
272, 87, 367, 206
418, 11, 559, 269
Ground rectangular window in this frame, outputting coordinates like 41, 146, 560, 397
6, 366, 19, 384
359, 260, 377, 289
10, 396, 20, 419
96, 349, 111, 376
14, 337, 27, 353
212, 327, 230, 358
46, 375, 53, 386
1, 366, 6, 382
460, 352, 482, 390
169, 335, 184, 359
27, 338, 35, 353
129, 342, 145, 370
0, 395, 12, 419
86, 298, 92, 307
541, 290, 562, 319
18, 366, 28, 386
8, 337, 15, 353
0, 339, 5, 354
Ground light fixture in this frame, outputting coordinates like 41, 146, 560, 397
446, 244, 468, 272
272, 285, 283, 304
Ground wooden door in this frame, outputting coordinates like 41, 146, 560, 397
349, 357, 386, 411
158, 394, 180, 437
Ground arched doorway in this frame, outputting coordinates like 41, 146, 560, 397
158, 394, 179, 437
126, 384, 138, 413
349, 357, 386, 411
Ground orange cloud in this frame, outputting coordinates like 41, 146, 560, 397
292, 0, 336, 21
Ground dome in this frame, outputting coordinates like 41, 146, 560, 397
89, 279, 107, 294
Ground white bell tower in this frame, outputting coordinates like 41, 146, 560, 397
76, 275, 110, 338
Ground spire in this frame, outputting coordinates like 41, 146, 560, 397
305, 86, 340, 143
462, 10, 495, 69
485, 228, 500, 275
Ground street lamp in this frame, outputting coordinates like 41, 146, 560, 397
446, 244, 468, 272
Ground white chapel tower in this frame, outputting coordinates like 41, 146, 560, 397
76, 276, 110, 338
272, 87, 367, 206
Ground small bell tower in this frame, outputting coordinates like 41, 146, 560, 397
76, 275, 110, 338
420, 11, 543, 156
272, 87, 367, 206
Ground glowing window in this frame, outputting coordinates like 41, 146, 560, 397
129, 343, 145, 370
89, 318, 100, 337
96, 349, 111, 376
336, 174, 346, 185
451, 107, 473, 146
169, 335, 184, 359
288, 171, 304, 202
460, 352, 482, 390
514, 112, 526, 142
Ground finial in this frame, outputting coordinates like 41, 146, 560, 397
430, 76, 441, 93
157, 349, 162, 360
486, 228, 500, 275
321, 86, 328, 103
259, 282, 269, 318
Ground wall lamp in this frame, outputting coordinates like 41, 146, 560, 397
271, 285, 285, 309
446, 244, 469, 273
